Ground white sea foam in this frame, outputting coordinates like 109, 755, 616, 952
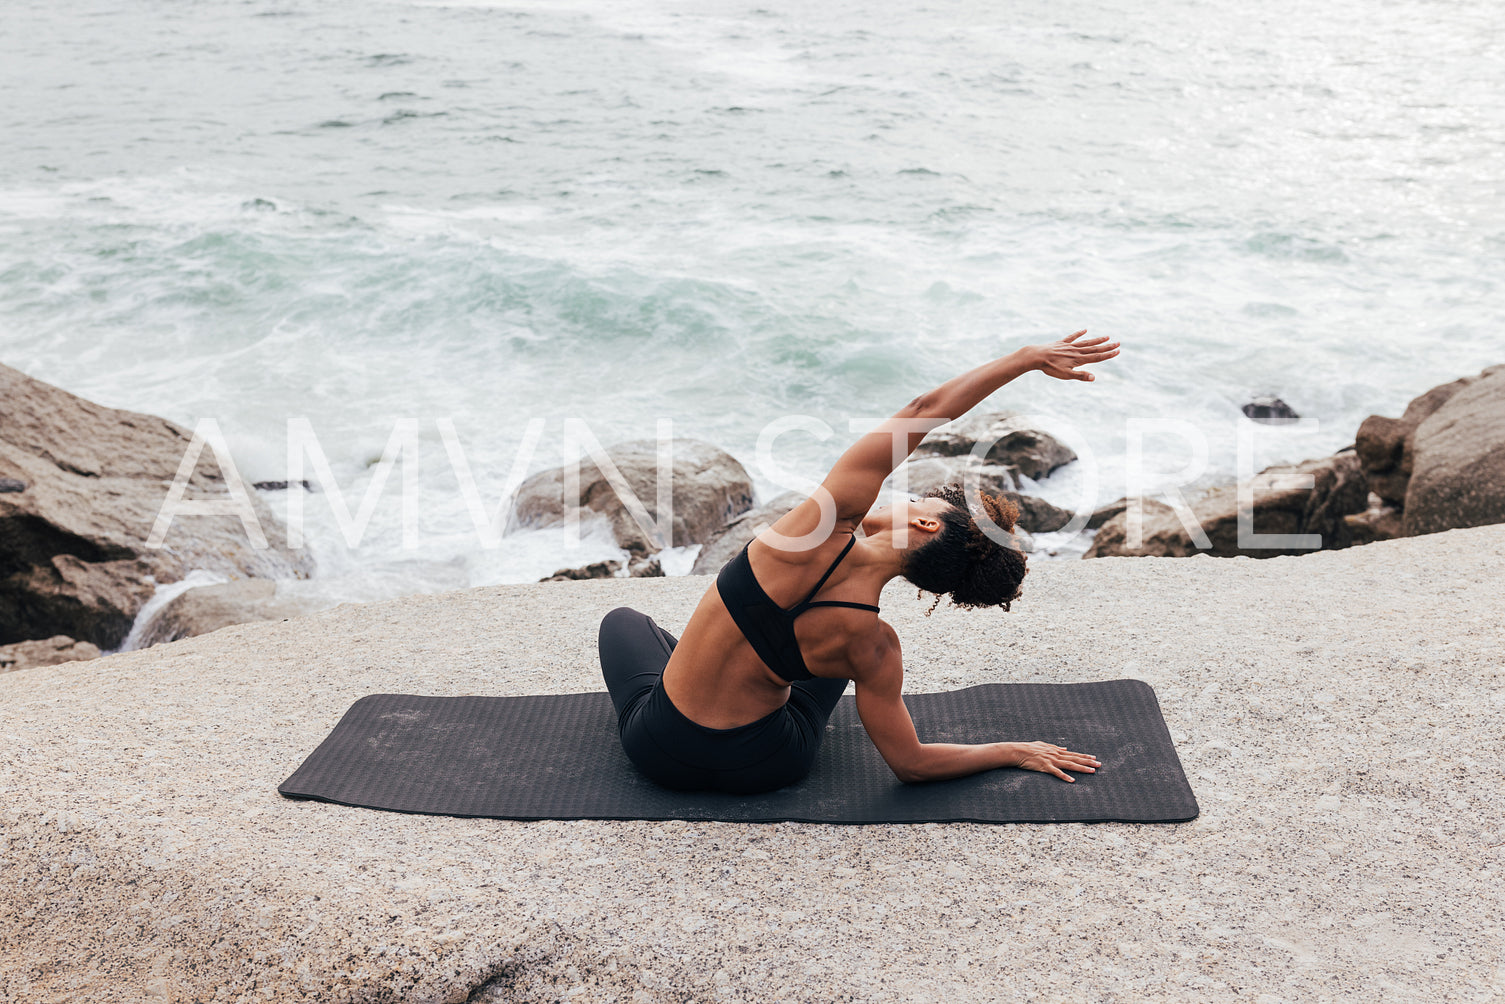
114, 569, 231, 654
2, 0, 1501, 607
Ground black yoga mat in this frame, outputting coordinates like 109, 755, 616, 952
279, 680, 1197, 824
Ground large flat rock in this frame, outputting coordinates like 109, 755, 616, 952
3, 527, 1503, 1003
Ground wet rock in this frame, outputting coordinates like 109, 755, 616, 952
689, 492, 804, 575
1241, 396, 1300, 424
1087, 498, 1130, 530
541, 560, 622, 582
1344, 494, 1404, 546
913, 411, 1077, 481
1007, 495, 1074, 534
1403, 365, 1505, 537
1084, 452, 1368, 558
135, 580, 331, 649
0, 477, 25, 493
628, 557, 664, 578
898, 456, 1017, 497
1080, 498, 1178, 558
1355, 371, 1487, 506
506, 439, 754, 557
5, 555, 158, 649
0, 634, 100, 673
0, 363, 313, 648
898, 457, 1073, 533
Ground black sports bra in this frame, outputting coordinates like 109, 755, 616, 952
715, 533, 881, 684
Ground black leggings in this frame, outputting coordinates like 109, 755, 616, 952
598, 606, 848, 795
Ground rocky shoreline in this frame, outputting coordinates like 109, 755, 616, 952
1084, 363, 1505, 559
3, 357, 1504, 1000
2, 361, 1503, 667
0, 363, 314, 670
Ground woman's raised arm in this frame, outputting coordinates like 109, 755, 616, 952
782, 331, 1119, 537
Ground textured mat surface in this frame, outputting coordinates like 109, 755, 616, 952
278, 680, 1197, 824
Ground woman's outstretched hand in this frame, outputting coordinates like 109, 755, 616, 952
1029, 330, 1120, 382
1002, 741, 1101, 782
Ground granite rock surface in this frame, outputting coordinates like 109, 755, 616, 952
504, 439, 754, 557
1403, 366, 1505, 537
1356, 369, 1489, 506
0, 634, 100, 673
2, 526, 1502, 1003
912, 411, 1076, 481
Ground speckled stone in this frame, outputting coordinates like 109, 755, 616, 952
2, 526, 1503, 1003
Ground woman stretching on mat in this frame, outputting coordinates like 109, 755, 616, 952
598, 331, 1119, 795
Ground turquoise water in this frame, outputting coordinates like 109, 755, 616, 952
2, 0, 1502, 594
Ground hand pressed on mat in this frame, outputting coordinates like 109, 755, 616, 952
1002, 741, 1101, 783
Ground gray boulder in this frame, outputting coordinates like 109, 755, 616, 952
690, 491, 804, 574
506, 439, 754, 556
1241, 396, 1300, 424
1080, 498, 1179, 558
628, 556, 664, 578
1355, 369, 1497, 505
898, 457, 1074, 533
1084, 452, 1368, 558
135, 580, 330, 648
540, 560, 622, 582
0, 634, 101, 673
540, 556, 665, 582
913, 411, 1077, 481
1087, 498, 1131, 530
0, 363, 313, 649
1403, 366, 1505, 537
898, 456, 1017, 498
1004, 495, 1073, 534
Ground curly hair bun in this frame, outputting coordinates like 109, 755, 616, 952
974, 490, 1020, 539
904, 483, 1028, 612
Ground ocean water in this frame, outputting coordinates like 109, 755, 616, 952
2, 0, 1502, 609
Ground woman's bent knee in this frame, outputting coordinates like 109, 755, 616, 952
598, 606, 643, 643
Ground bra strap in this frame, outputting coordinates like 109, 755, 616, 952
803, 600, 881, 613
796, 534, 859, 607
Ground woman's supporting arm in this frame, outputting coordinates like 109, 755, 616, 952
902, 739, 1101, 784
850, 623, 1100, 784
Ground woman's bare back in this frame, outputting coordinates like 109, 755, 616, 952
660, 534, 878, 728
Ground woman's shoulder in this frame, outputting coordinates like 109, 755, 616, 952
827, 617, 898, 692
748, 531, 842, 566
753, 495, 864, 560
